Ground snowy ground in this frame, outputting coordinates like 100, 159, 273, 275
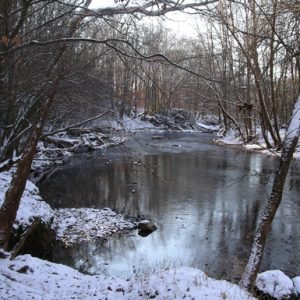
0, 251, 257, 300
256, 270, 298, 299
97, 113, 219, 133
31, 132, 126, 177
215, 127, 300, 160
0, 172, 53, 229
53, 208, 136, 247
0, 172, 136, 247
96, 114, 157, 132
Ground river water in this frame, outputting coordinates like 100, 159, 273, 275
39, 132, 300, 281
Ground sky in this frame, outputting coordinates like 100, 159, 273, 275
89, 0, 199, 38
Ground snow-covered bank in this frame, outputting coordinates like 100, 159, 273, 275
215, 128, 300, 160
100, 110, 219, 133
0, 172, 53, 229
53, 208, 136, 247
0, 251, 257, 300
256, 270, 298, 299
0, 170, 257, 300
0, 167, 256, 300
2, 126, 300, 300
0, 172, 136, 248
31, 130, 126, 179
31, 112, 218, 180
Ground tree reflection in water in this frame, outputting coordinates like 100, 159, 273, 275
40, 133, 300, 281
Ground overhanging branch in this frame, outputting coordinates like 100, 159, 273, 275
59, 0, 219, 17
1, 37, 226, 84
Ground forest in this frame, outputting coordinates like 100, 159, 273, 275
0, 1, 300, 299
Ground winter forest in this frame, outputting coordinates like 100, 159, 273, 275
1, 0, 300, 299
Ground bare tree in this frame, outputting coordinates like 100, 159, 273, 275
240, 94, 300, 291
0, 0, 93, 249
0, 0, 228, 250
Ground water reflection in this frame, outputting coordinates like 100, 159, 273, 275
39, 133, 300, 281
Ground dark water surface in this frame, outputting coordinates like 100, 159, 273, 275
39, 132, 300, 281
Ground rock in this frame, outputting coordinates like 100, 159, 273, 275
137, 220, 157, 235
256, 270, 297, 300
292, 277, 300, 295
140, 109, 198, 131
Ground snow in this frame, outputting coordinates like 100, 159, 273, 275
0, 172, 53, 229
217, 96, 300, 159
122, 115, 158, 131
0, 173, 135, 248
215, 128, 243, 145
292, 276, 300, 294
243, 144, 265, 151
52, 207, 136, 247
0, 151, 21, 170
244, 143, 283, 158
97, 115, 157, 131
284, 95, 300, 146
256, 270, 296, 300
217, 121, 300, 160
196, 121, 219, 132
0, 252, 257, 300
98, 112, 218, 133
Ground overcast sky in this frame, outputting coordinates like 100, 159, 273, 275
89, 0, 199, 38
90, 0, 115, 9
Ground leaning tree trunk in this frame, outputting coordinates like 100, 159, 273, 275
0, 81, 58, 250
0, 0, 92, 250
240, 95, 300, 291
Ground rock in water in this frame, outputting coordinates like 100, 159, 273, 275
137, 220, 157, 236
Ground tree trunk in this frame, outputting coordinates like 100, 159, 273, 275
240, 95, 300, 291
0, 0, 91, 250
0, 81, 58, 250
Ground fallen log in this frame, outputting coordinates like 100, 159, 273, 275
43, 136, 77, 148
10, 217, 41, 260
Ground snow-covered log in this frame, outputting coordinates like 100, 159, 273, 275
240, 95, 300, 290
42, 110, 114, 138
43, 136, 76, 148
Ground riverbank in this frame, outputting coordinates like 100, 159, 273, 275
0, 171, 257, 300
1, 170, 300, 299
1, 119, 300, 299
215, 127, 300, 160
0, 250, 257, 300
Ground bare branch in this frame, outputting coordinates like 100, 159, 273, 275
0, 36, 227, 85
60, 0, 219, 17
42, 110, 115, 138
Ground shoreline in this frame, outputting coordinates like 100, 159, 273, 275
1, 125, 300, 299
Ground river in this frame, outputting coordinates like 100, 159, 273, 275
38, 132, 300, 282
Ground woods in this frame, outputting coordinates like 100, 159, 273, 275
0, 0, 300, 297
1, 1, 299, 166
